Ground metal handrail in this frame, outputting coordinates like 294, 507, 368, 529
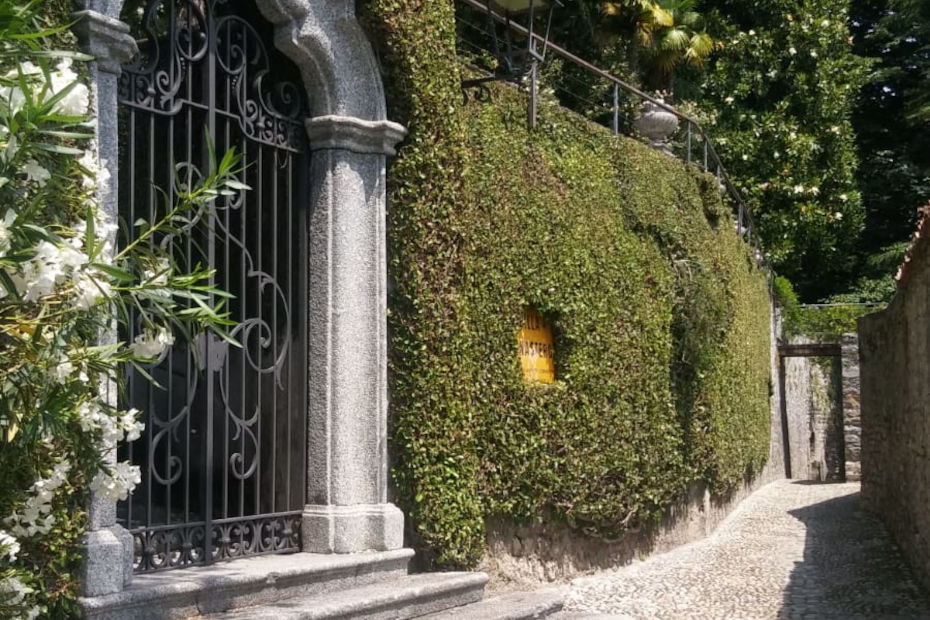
798, 303, 884, 308
456, 0, 761, 254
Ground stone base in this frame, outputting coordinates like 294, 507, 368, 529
82, 526, 133, 597
302, 504, 404, 553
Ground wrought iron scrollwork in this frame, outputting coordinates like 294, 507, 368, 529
118, 0, 305, 151
118, 0, 309, 574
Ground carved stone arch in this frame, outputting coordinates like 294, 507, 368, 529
73, 0, 406, 599
256, 0, 386, 121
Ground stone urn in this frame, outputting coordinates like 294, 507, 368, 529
634, 100, 679, 156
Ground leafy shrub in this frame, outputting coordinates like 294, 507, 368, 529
774, 275, 876, 340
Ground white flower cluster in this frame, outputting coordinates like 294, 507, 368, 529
0, 210, 13, 258
75, 402, 144, 445
130, 326, 175, 359
0, 530, 20, 562
0, 575, 39, 620
0, 59, 89, 117
89, 462, 141, 503
5, 462, 70, 538
10, 240, 86, 302
1, 206, 118, 306
143, 258, 171, 286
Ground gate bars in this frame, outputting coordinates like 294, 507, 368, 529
116, 0, 309, 572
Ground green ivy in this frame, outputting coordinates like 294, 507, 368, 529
774, 275, 876, 340
363, 0, 771, 568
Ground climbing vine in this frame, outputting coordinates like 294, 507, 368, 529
363, 0, 772, 568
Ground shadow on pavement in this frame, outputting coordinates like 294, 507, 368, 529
778, 487, 930, 619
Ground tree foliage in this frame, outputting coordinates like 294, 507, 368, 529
698, 0, 869, 301
845, 0, 930, 302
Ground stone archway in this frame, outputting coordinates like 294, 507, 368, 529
73, 0, 405, 597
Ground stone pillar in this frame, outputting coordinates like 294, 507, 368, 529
301, 116, 407, 553
842, 332, 862, 481
72, 8, 138, 596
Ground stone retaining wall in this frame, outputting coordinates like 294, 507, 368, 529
859, 232, 930, 591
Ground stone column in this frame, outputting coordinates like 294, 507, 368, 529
301, 116, 407, 553
72, 8, 138, 596
842, 332, 862, 482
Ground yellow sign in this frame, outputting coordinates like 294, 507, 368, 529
518, 308, 555, 384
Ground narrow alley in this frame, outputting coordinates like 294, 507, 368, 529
562, 480, 930, 619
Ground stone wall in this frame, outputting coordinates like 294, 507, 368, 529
478, 304, 787, 589
860, 232, 930, 591
782, 354, 844, 481
842, 334, 861, 481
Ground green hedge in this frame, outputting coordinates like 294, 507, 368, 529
773, 276, 877, 340
363, 0, 771, 568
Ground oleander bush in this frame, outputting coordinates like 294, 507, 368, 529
0, 3, 239, 616
363, 0, 772, 568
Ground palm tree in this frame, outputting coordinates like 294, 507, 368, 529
600, 0, 713, 96
639, 0, 713, 94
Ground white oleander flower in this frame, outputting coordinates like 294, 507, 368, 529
789, 46, 797, 55
793, 184, 804, 194
50, 360, 74, 385
49, 59, 89, 117
834, 212, 844, 220
130, 326, 175, 359
119, 408, 145, 442
143, 258, 171, 286
0, 529, 20, 562
77, 151, 108, 190
16, 240, 89, 302
90, 462, 141, 502
0, 575, 31, 607
73, 269, 112, 310
0, 209, 14, 258
6, 461, 70, 538
0, 84, 26, 114
22, 159, 50, 187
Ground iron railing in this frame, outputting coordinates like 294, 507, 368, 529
455, 0, 763, 259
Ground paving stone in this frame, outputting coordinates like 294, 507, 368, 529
564, 480, 930, 619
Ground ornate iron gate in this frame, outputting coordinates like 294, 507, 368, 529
116, 0, 309, 573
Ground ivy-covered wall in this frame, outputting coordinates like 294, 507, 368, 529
362, 0, 772, 568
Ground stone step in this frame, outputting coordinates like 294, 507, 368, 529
417, 586, 567, 619
200, 571, 489, 619
79, 549, 415, 620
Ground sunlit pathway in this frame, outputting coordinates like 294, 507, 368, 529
562, 480, 930, 619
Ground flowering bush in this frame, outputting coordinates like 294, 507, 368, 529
697, 0, 869, 299
0, 3, 241, 617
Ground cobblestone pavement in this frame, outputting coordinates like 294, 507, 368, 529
563, 480, 930, 619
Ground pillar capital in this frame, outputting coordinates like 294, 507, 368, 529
71, 11, 138, 75
307, 115, 407, 155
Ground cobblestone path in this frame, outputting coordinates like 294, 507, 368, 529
562, 480, 930, 619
